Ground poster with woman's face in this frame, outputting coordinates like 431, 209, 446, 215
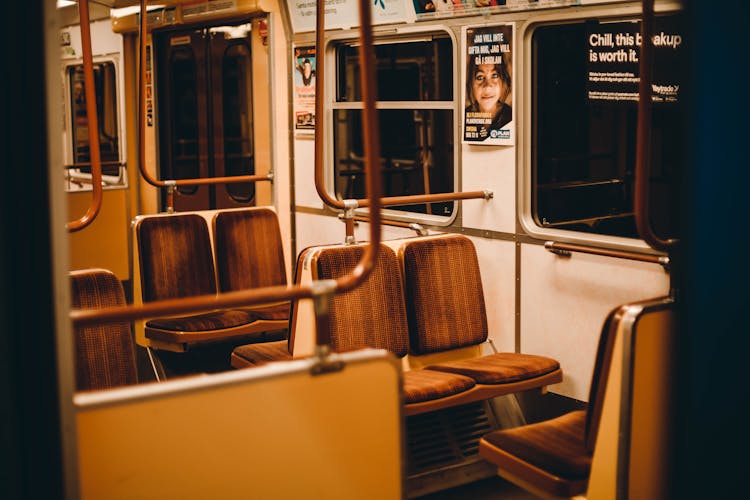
462, 24, 514, 145
293, 46, 316, 132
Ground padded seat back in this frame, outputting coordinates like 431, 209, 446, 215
213, 208, 287, 292
314, 244, 410, 357
400, 235, 488, 354
70, 269, 138, 391
136, 213, 216, 302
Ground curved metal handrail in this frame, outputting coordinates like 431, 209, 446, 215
67, 0, 103, 232
72, 0, 383, 347
634, 0, 678, 252
544, 241, 669, 269
136, 0, 271, 210
313, 3, 491, 211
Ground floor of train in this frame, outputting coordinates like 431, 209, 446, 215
416, 476, 540, 499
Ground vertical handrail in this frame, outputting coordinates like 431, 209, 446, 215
67, 0, 103, 232
71, 0, 382, 328
635, 0, 678, 252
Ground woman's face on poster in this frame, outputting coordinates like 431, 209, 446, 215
472, 64, 502, 114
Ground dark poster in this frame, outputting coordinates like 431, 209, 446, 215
587, 17, 683, 104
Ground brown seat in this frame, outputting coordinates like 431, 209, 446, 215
233, 242, 478, 407
478, 307, 622, 498
135, 213, 276, 360
69, 268, 138, 391
229, 237, 312, 370
231, 339, 292, 368
312, 243, 477, 406
213, 208, 291, 324
399, 234, 562, 394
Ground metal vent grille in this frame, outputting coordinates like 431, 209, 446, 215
406, 401, 497, 475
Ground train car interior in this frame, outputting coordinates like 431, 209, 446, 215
2, 0, 749, 499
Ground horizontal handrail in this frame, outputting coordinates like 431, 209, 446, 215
545, 241, 669, 268
171, 173, 272, 186
67, 0, 103, 233
64, 161, 124, 170
73, 0, 383, 338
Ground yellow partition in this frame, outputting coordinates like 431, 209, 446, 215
76, 349, 404, 499
67, 188, 130, 280
587, 299, 674, 500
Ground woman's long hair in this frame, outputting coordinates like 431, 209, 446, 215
465, 27, 512, 111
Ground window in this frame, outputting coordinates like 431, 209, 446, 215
333, 35, 455, 217
532, 17, 683, 240
66, 61, 123, 184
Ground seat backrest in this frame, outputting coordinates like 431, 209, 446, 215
400, 234, 488, 354
69, 269, 138, 391
136, 213, 216, 302
213, 208, 287, 292
313, 244, 410, 358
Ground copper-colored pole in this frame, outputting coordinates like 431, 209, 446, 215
72, 0, 383, 328
634, 0, 677, 252
64, 160, 124, 169
545, 241, 669, 266
362, 190, 490, 208
313, 0, 340, 209
173, 174, 271, 186
136, 0, 271, 193
353, 216, 412, 229
67, 0, 103, 233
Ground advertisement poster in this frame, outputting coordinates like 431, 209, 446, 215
586, 18, 683, 104
462, 24, 514, 145
294, 46, 316, 131
412, 0, 577, 18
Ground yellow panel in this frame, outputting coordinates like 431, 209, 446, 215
67, 189, 130, 280
586, 309, 626, 500
252, 15, 272, 206
628, 309, 674, 500
76, 351, 403, 499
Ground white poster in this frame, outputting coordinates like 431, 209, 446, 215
462, 24, 515, 145
293, 46, 316, 132
287, 0, 412, 33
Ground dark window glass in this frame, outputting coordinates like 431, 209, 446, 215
222, 43, 254, 202
334, 35, 455, 216
169, 46, 199, 195
337, 37, 453, 102
532, 19, 682, 240
68, 62, 120, 176
333, 109, 454, 216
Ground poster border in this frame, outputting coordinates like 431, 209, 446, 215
461, 21, 516, 147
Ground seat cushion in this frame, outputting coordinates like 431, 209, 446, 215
403, 369, 476, 404
425, 352, 560, 384
480, 410, 590, 480
146, 309, 259, 332
231, 340, 292, 368
241, 302, 290, 321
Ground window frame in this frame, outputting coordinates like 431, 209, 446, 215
518, 8, 681, 253
62, 54, 128, 192
326, 26, 461, 227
